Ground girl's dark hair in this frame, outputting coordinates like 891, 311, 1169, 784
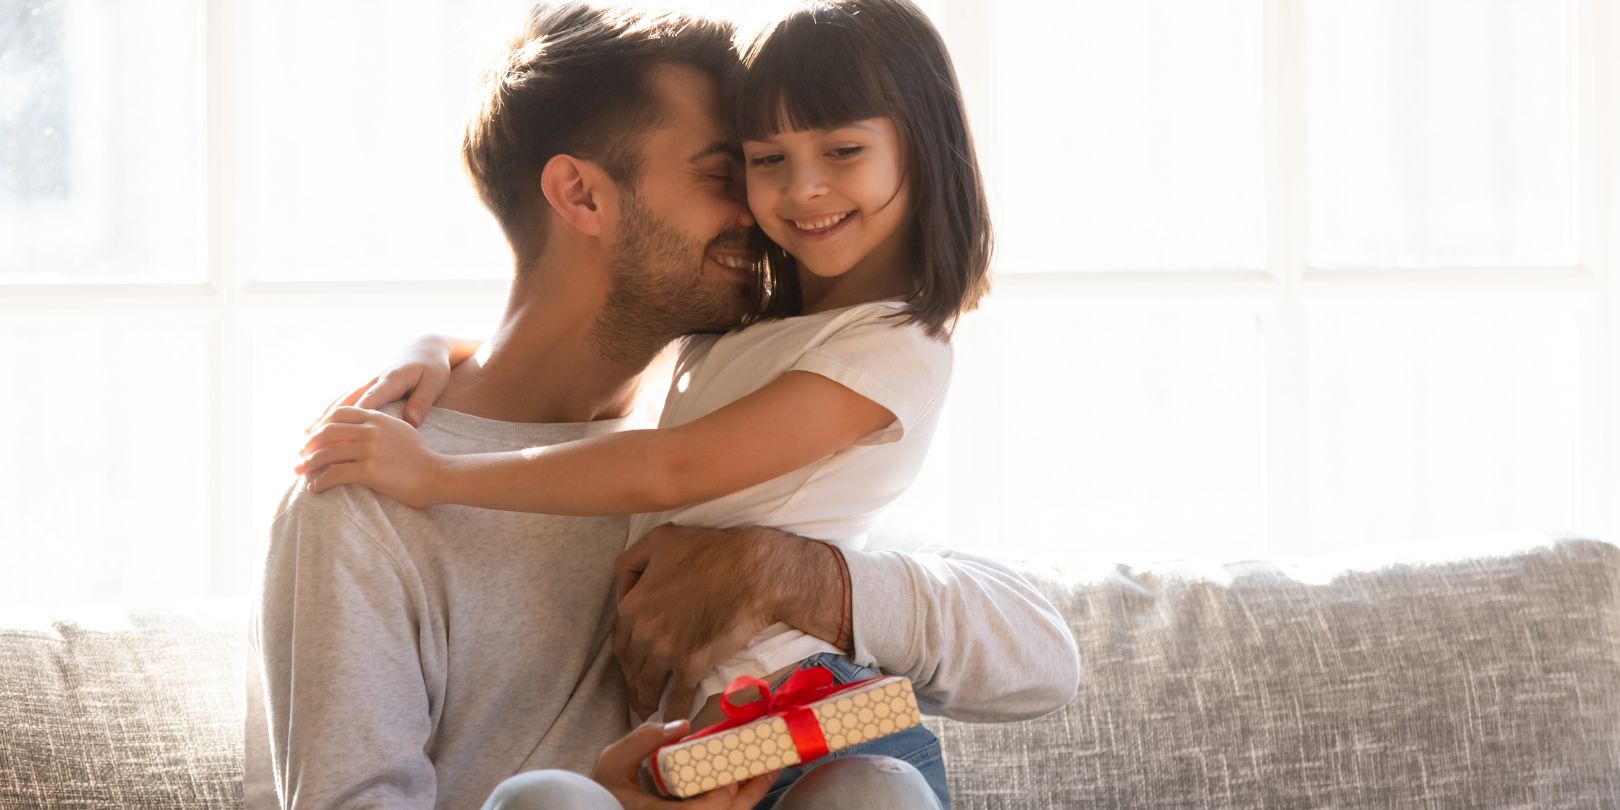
735, 0, 992, 338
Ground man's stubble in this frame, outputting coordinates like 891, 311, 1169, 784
592, 190, 752, 367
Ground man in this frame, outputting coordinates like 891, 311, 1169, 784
251, 4, 1079, 809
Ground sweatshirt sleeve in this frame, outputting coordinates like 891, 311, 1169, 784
842, 545, 1081, 723
254, 489, 439, 809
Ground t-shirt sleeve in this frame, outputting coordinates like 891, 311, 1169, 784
672, 333, 718, 375
790, 306, 953, 446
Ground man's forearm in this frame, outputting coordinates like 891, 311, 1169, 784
751, 527, 853, 652
748, 528, 1079, 722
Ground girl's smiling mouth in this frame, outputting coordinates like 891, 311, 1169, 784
789, 210, 856, 235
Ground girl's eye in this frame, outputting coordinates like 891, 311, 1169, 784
749, 154, 783, 169
829, 146, 863, 159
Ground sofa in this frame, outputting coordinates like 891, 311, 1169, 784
3, 534, 1617, 808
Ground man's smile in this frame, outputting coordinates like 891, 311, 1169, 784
705, 250, 753, 270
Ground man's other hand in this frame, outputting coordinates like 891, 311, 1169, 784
613, 526, 777, 720
591, 719, 775, 810
613, 525, 848, 721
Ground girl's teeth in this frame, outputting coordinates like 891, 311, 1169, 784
794, 212, 851, 232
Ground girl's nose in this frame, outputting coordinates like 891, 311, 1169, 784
786, 166, 828, 203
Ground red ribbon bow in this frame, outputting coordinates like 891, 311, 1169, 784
649, 665, 879, 795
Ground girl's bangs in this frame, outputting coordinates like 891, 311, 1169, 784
735, 12, 893, 140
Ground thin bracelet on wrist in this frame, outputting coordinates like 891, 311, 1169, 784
825, 543, 852, 653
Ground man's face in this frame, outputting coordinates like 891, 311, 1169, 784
600, 63, 758, 346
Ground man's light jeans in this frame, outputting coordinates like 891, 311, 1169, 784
482, 755, 941, 810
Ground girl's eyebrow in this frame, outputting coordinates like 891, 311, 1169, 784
743, 121, 875, 144
829, 121, 878, 134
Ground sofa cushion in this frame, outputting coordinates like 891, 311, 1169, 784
0, 601, 244, 809
928, 536, 1620, 809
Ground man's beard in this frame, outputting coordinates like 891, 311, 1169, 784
592, 191, 750, 366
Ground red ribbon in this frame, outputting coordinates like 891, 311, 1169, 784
649, 665, 880, 795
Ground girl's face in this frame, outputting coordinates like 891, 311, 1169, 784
742, 117, 911, 286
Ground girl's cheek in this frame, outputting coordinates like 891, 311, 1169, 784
745, 186, 773, 225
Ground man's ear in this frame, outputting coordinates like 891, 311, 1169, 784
539, 154, 615, 237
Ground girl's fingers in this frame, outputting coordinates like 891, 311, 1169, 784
295, 444, 366, 477
304, 378, 376, 434
337, 379, 371, 409
401, 375, 444, 426
300, 423, 369, 455
354, 385, 391, 412
324, 406, 377, 424
356, 369, 418, 412
304, 463, 358, 494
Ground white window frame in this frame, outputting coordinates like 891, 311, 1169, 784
0, 0, 1614, 598
934, 0, 1619, 555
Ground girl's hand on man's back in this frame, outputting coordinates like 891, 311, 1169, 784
302, 334, 459, 433
296, 406, 449, 508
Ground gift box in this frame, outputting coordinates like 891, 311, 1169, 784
647, 666, 922, 798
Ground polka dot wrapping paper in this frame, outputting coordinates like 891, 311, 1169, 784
648, 675, 922, 798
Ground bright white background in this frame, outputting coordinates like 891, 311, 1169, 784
1, 0, 1616, 607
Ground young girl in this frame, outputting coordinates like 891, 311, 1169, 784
300, 0, 989, 803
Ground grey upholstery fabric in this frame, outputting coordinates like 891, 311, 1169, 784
0, 602, 244, 810
928, 537, 1620, 809
4, 540, 1618, 809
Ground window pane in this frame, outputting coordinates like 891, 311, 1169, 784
1306, 0, 1576, 267
1307, 298, 1581, 551
0, 317, 210, 607
984, 0, 1265, 272
914, 294, 1266, 560
0, 0, 206, 283
233, 2, 528, 282
231, 1, 953, 282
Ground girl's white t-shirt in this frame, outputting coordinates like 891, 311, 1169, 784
626, 300, 953, 712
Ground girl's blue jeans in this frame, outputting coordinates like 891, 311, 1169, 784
754, 652, 950, 810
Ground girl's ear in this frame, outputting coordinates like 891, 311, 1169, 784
539, 154, 615, 238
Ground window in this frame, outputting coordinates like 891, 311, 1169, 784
2, 0, 1615, 608
889, 0, 1613, 561
0, 0, 206, 282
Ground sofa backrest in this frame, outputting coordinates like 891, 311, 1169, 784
0, 601, 244, 810
928, 537, 1620, 809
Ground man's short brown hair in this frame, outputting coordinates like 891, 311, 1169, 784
463, 3, 737, 260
